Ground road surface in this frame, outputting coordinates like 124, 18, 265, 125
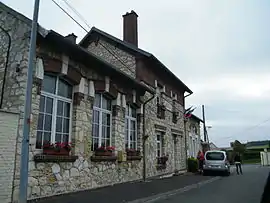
155, 164, 269, 203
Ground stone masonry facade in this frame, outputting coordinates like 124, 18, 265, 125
87, 38, 187, 176
0, 3, 189, 202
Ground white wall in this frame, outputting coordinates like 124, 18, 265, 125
0, 110, 19, 203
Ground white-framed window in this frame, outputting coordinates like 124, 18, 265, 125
125, 104, 137, 149
92, 93, 112, 150
157, 133, 165, 157
36, 74, 73, 148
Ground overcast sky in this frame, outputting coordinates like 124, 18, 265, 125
2, 0, 270, 147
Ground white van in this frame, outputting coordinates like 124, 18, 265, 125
203, 150, 230, 176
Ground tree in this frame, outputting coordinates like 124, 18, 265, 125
233, 140, 246, 154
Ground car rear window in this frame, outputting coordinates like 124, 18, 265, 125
206, 152, 225, 160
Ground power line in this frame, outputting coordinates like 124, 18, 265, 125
62, 0, 91, 29
51, 0, 88, 33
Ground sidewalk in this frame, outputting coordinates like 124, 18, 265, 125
28, 173, 213, 203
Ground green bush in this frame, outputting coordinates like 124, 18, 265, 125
187, 157, 198, 173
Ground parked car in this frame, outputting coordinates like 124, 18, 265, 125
203, 150, 231, 176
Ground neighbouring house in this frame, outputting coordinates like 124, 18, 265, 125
0, 3, 192, 202
186, 114, 203, 158
246, 140, 270, 151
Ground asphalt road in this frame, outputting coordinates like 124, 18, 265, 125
156, 165, 270, 203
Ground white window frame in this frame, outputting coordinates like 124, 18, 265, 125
92, 94, 112, 148
125, 104, 137, 149
38, 75, 73, 146
156, 132, 165, 157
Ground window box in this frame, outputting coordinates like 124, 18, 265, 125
157, 156, 169, 165
127, 155, 142, 161
156, 156, 168, 170
94, 151, 114, 156
43, 148, 70, 156
33, 154, 78, 163
91, 155, 117, 162
94, 146, 116, 157
126, 149, 141, 157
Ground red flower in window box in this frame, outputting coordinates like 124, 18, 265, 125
94, 146, 115, 156
42, 141, 72, 156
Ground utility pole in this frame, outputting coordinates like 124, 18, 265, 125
202, 105, 207, 142
19, 0, 40, 202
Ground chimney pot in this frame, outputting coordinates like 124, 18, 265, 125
123, 10, 138, 46
65, 33, 77, 44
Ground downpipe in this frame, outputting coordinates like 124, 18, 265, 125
142, 94, 155, 182
0, 26, 11, 109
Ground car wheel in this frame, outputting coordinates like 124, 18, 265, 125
225, 170, 230, 176
203, 170, 208, 176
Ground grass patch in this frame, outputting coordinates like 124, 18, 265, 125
242, 159, 261, 164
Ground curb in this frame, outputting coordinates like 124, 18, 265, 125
127, 176, 221, 203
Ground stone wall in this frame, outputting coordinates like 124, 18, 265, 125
144, 93, 186, 178
0, 4, 30, 112
0, 110, 19, 203
19, 48, 144, 200
87, 40, 136, 78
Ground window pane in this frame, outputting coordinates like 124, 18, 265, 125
92, 124, 99, 138
102, 126, 106, 138
36, 131, 42, 148
106, 126, 110, 139
63, 134, 69, 143
102, 113, 110, 125
94, 94, 101, 107
157, 134, 161, 141
44, 115, 52, 131
37, 114, 44, 130
131, 130, 136, 142
92, 138, 99, 150
42, 75, 56, 93
55, 133, 62, 143
57, 101, 63, 116
63, 118, 70, 133
56, 117, 62, 132
131, 141, 136, 149
43, 132, 51, 143
58, 79, 72, 98
101, 139, 105, 147
131, 107, 136, 118
102, 96, 111, 110
45, 97, 53, 114
125, 118, 129, 130
93, 110, 99, 123
131, 120, 136, 131
39, 96, 45, 112
63, 102, 70, 117
106, 139, 110, 147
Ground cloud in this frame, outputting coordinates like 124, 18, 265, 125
4, 0, 270, 147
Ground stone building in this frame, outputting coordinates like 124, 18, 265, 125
0, 3, 192, 202
186, 114, 203, 158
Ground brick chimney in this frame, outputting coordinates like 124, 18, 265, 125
65, 33, 77, 44
123, 10, 138, 46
